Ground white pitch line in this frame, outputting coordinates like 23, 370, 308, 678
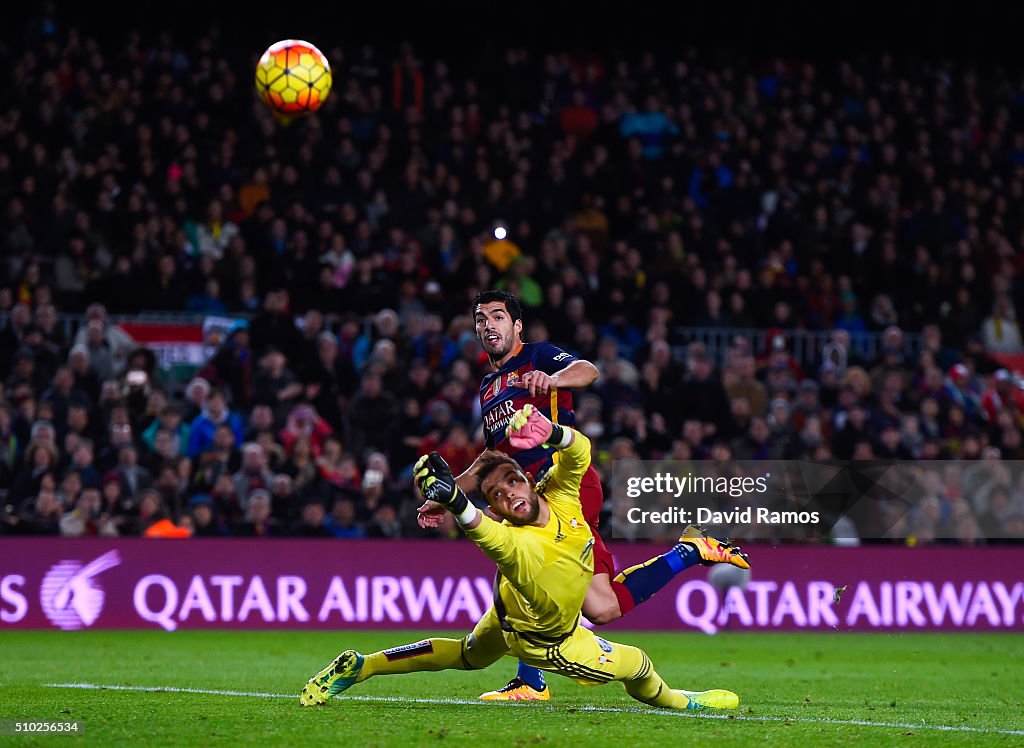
43, 683, 1024, 737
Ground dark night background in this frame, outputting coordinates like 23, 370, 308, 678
8, 1, 1024, 63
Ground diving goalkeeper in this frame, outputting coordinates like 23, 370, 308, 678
300, 405, 743, 711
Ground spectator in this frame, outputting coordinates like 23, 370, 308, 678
72, 304, 135, 371
279, 404, 332, 459
252, 346, 303, 414
301, 331, 352, 430
292, 499, 334, 538
39, 367, 90, 431
981, 295, 1024, 353
366, 501, 402, 539
244, 404, 276, 442
233, 489, 282, 537
188, 494, 228, 537
115, 445, 152, 497
142, 405, 189, 457
209, 473, 244, 525
67, 345, 101, 406
10, 442, 58, 503
981, 370, 1024, 424
200, 326, 254, 410
60, 487, 118, 537
182, 378, 212, 422
346, 373, 398, 457
15, 488, 63, 535
192, 424, 241, 490
731, 417, 783, 460
96, 422, 135, 474
191, 199, 240, 262
316, 436, 354, 487
249, 290, 301, 361
100, 471, 135, 531
326, 496, 366, 539
676, 351, 733, 439
270, 473, 300, 524
233, 443, 275, 508
619, 95, 679, 160
0, 304, 33, 377
187, 389, 244, 459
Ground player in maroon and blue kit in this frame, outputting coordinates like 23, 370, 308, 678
417, 290, 749, 701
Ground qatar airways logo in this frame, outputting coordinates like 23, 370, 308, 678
40, 550, 122, 630
674, 579, 1024, 634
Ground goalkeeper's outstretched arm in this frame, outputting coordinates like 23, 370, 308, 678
414, 453, 484, 529
414, 405, 582, 529
413, 407, 584, 587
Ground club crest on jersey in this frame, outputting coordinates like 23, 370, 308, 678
569, 518, 580, 529
505, 371, 520, 388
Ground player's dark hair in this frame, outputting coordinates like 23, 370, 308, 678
473, 450, 526, 501
473, 290, 523, 324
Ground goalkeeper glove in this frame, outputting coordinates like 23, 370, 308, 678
506, 404, 572, 450
414, 452, 476, 524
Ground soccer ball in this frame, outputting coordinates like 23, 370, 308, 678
255, 40, 332, 120
707, 563, 750, 593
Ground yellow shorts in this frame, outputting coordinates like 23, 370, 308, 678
465, 608, 648, 686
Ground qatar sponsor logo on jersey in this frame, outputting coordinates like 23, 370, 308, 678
40, 550, 121, 631
483, 399, 517, 433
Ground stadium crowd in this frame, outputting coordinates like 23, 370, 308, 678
2, 8, 1024, 543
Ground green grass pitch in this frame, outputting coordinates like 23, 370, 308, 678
1, 630, 1021, 746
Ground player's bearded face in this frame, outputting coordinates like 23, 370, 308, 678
482, 465, 541, 525
475, 302, 519, 360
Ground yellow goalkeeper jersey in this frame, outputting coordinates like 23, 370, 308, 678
466, 431, 594, 639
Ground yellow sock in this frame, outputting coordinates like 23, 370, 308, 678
608, 645, 689, 708
358, 638, 471, 682
624, 671, 691, 709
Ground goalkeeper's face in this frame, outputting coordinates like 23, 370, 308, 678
480, 463, 541, 525
475, 302, 522, 361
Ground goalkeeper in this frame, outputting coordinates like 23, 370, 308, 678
300, 405, 742, 711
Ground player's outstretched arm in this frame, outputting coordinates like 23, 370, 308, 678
415, 451, 543, 581
417, 455, 497, 530
511, 359, 599, 396
414, 453, 482, 529
551, 359, 599, 388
